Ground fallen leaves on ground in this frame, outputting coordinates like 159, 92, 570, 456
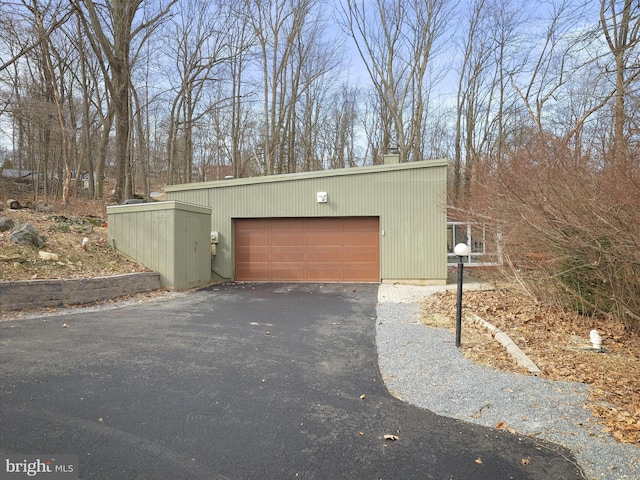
422, 287, 640, 446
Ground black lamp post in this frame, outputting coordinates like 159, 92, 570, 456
454, 243, 470, 347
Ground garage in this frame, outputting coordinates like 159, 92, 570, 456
235, 217, 380, 282
163, 159, 448, 285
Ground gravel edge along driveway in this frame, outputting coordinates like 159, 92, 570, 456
375, 283, 639, 480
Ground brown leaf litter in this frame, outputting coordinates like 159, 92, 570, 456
422, 288, 640, 446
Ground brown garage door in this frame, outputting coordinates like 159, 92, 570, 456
234, 217, 379, 282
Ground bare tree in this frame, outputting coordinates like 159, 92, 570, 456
2, 1, 75, 202
452, 0, 530, 203
358, 87, 384, 164
292, 12, 345, 172
244, 0, 320, 175
223, 1, 258, 178
74, 0, 177, 202
29, 0, 75, 203
469, 1, 640, 333
319, 83, 361, 169
510, 1, 580, 137
73, 16, 98, 199
0, 0, 72, 73
339, 0, 452, 163
452, 0, 494, 203
0, 9, 30, 174
600, 0, 640, 169
163, 0, 230, 185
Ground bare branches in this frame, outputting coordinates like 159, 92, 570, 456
0, 2, 74, 72
70, 0, 178, 202
338, 0, 453, 163
599, 0, 640, 168
478, 139, 640, 333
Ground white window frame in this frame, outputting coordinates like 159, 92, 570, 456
447, 221, 500, 266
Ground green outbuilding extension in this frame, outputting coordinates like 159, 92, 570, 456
107, 201, 212, 290
158, 159, 448, 286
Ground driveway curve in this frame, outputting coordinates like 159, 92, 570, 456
1, 283, 584, 479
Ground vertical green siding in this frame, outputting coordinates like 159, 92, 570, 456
107, 201, 212, 289
173, 209, 212, 289
164, 161, 448, 284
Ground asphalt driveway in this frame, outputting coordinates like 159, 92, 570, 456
1, 283, 583, 479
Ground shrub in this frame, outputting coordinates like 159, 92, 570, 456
470, 137, 640, 334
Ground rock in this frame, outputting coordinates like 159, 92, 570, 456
0, 217, 15, 232
9, 223, 45, 248
33, 203, 55, 213
38, 251, 59, 261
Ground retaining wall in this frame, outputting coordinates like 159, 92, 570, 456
0, 272, 161, 312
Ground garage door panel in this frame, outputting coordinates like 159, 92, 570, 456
270, 234, 302, 246
237, 251, 271, 263
305, 218, 337, 230
271, 250, 306, 262
306, 268, 341, 281
343, 235, 377, 247
271, 267, 306, 281
307, 250, 343, 263
346, 251, 378, 262
344, 245, 373, 254
236, 235, 270, 247
343, 268, 379, 282
313, 234, 343, 246
235, 266, 271, 281
346, 218, 378, 229
235, 217, 379, 282
269, 218, 299, 230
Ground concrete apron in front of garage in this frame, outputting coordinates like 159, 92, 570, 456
0, 283, 583, 479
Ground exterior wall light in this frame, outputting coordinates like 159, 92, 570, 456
454, 243, 470, 347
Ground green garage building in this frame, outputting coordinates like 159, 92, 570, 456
161, 159, 448, 285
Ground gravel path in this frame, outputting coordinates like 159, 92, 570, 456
376, 283, 639, 480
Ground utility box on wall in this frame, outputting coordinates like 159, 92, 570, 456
107, 201, 212, 290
